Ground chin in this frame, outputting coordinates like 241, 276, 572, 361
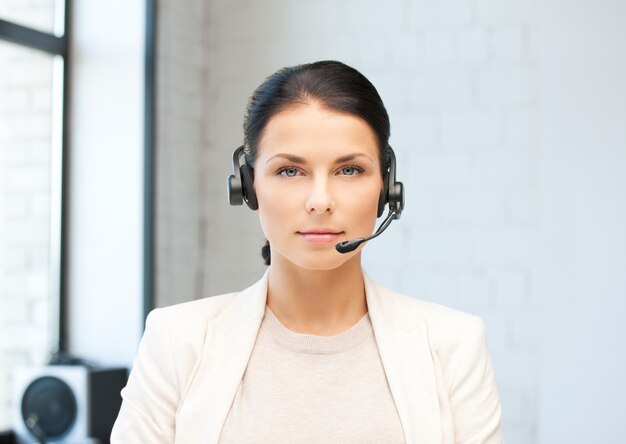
276, 249, 359, 272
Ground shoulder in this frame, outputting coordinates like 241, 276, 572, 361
371, 281, 499, 413
146, 292, 239, 344
407, 293, 484, 342
136, 291, 244, 397
368, 278, 487, 353
155, 291, 239, 321
142, 271, 269, 363
377, 289, 503, 442
113, 290, 253, 441
413, 295, 486, 361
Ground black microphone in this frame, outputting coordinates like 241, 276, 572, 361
335, 210, 398, 254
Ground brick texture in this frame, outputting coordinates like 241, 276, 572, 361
0, 7, 55, 429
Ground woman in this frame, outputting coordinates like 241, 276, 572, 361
111, 61, 504, 443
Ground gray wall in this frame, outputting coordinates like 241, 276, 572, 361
537, 0, 626, 442
154, 0, 626, 442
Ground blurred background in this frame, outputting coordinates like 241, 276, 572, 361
1, 0, 625, 442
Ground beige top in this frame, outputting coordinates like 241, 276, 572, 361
218, 306, 406, 443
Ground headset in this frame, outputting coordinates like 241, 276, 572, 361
227, 145, 405, 253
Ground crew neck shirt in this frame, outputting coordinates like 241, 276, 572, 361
218, 305, 405, 443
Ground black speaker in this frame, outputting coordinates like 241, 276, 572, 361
12, 366, 127, 444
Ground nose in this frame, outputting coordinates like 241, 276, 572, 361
305, 177, 335, 214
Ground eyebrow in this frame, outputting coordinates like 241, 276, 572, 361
265, 153, 374, 164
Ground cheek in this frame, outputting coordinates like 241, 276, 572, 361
256, 180, 295, 208
347, 179, 383, 213
255, 180, 297, 234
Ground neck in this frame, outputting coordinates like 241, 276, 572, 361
266, 254, 367, 336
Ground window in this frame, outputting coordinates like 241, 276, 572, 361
0, 1, 68, 430
0, 1, 57, 34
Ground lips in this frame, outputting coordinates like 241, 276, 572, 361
298, 229, 343, 235
297, 229, 344, 244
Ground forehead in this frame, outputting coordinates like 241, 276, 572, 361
256, 103, 380, 162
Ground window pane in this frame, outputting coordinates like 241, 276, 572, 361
0, 0, 60, 35
0, 40, 56, 430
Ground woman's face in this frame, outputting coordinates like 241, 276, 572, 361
253, 102, 383, 271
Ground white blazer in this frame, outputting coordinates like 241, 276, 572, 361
111, 269, 504, 443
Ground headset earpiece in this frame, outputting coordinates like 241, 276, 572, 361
378, 146, 404, 219
240, 163, 258, 210
227, 173, 243, 205
227, 146, 258, 210
389, 181, 404, 216
377, 171, 389, 217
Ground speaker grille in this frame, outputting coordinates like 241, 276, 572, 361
21, 376, 78, 439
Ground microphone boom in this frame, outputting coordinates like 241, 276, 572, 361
335, 210, 397, 254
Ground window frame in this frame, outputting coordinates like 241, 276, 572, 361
0, 2, 71, 353
0, 0, 156, 351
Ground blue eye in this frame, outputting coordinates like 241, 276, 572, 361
278, 167, 299, 177
339, 165, 363, 176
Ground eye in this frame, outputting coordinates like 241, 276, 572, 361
277, 166, 300, 177
338, 165, 364, 176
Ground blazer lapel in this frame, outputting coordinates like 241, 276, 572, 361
364, 273, 443, 444
175, 269, 270, 443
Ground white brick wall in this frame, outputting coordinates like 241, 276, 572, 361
0, 34, 54, 430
